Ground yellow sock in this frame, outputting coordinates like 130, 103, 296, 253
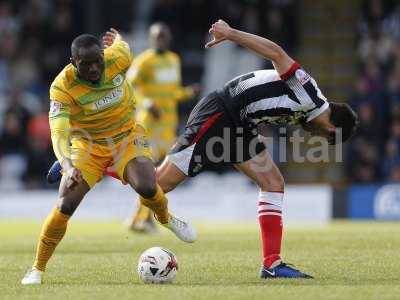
140, 184, 169, 224
33, 207, 70, 271
132, 203, 151, 224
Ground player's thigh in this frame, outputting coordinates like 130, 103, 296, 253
71, 139, 106, 188
234, 149, 284, 192
156, 157, 188, 193
57, 175, 91, 215
115, 124, 153, 183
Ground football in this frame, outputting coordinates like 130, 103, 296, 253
137, 247, 178, 284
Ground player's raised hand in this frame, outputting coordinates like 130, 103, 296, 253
205, 19, 232, 48
102, 28, 120, 48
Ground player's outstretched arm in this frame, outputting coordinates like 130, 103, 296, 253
205, 19, 294, 76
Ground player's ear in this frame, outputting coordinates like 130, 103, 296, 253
70, 57, 76, 67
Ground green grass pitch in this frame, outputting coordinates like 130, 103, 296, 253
1, 221, 399, 300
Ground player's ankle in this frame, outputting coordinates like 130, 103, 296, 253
32, 266, 44, 273
264, 257, 282, 269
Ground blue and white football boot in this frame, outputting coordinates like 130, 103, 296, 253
260, 262, 313, 279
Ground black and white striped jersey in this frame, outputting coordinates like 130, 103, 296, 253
217, 62, 330, 127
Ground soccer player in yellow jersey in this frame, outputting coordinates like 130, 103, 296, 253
21, 28, 196, 285
127, 23, 200, 232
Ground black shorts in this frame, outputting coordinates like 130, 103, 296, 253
168, 92, 266, 177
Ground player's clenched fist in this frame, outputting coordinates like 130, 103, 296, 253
205, 19, 232, 48
102, 28, 120, 48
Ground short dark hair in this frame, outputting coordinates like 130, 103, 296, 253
329, 102, 359, 144
71, 34, 102, 58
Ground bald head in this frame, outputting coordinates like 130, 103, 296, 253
149, 22, 172, 52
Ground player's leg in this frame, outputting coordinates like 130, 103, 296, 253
23, 140, 105, 285
21, 176, 92, 285
128, 140, 169, 233
128, 115, 158, 231
155, 156, 187, 193
122, 156, 195, 242
235, 150, 284, 266
235, 150, 312, 278
129, 203, 155, 233
129, 137, 182, 232
123, 157, 160, 218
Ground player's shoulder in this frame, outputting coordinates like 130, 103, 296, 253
138, 49, 155, 60
166, 50, 180, 61
50, 64, 76, 91
49, 64, 76, 104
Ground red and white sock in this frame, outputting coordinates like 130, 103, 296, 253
258, 191, 284, 268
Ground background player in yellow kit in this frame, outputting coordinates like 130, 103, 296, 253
127, 23, 200, 232
21, 28, 196, 285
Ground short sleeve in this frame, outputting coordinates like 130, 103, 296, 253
282, 62, 329, 121
49, 82, 74, 105
49, 100, 71, 120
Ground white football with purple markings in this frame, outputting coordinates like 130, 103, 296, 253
137, 247, 178, 284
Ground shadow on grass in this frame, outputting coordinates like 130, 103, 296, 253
44, 278, 399, 287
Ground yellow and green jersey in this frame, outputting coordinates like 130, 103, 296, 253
128, 49, 193, 135
49, 38, 135, 142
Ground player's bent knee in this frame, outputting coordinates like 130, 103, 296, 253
135, 182, 157, 199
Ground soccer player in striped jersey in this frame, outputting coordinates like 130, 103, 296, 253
21, 28, 196, 285
46, 23, 200, 234
153, 20, 358, 278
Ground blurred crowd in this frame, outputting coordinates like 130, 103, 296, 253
348, 0, 400, 182
0, 0, 82, 189
0, 0, 297, 189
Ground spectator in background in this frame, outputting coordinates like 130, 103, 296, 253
24, 108, 54, 188
388, 165, 400, 182
0, 0, 78, 189
348, 102, 381, 182
0, 110, 28, 155
0, 110, 28, 190
348, 0, 400, 183
383, 139, 400, 180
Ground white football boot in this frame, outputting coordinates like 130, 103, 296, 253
21, 267, 43, 285
162, 214, 197, 243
